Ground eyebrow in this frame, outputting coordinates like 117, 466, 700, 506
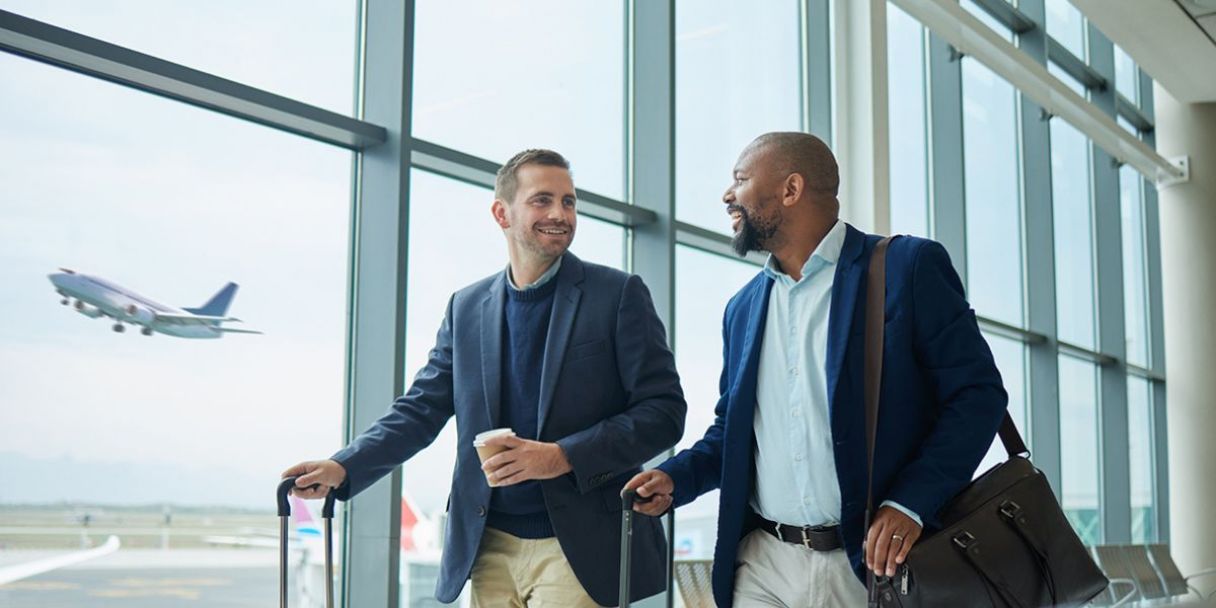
529, 191, 577, 201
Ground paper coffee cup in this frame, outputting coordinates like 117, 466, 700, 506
474, 428, 515, 463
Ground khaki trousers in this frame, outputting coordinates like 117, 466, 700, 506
733, 529, 868, 607
470, 527, 601, 608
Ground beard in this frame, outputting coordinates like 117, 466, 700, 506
730, 204, 779, 257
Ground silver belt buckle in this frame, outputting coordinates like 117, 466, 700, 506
800, 527, 813, 549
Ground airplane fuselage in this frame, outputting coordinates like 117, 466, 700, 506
49, 272, 224, 338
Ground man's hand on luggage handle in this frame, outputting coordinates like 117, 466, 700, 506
282, 460, 347, 499
622, 470, 674, 516
480, 436, 573, 486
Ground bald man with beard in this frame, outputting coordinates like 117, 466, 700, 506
625, 132, 1008, 607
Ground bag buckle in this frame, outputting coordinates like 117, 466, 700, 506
999, 500, 1022, 520
952, 531, 976, 549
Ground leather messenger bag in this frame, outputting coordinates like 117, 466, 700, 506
863, 237, 1109, 608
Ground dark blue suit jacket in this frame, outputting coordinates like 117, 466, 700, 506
657, 225, 1008, 607
331, 253, 686, 606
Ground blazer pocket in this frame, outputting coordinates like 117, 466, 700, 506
566, 338, 608, 362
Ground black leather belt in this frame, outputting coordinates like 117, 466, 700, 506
755, 515, 843, 551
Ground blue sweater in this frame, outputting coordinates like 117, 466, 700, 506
486, 277, 558, 538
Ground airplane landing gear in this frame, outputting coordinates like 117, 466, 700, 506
141, 327, 153, 336
112, 323, 125, 333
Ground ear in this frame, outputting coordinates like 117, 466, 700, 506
781, 173, 805, 207
491, 199, 510, 229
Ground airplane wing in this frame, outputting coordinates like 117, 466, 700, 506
0, 535, 120, 586
153, 312, 243, 324
215, 327, 263, 335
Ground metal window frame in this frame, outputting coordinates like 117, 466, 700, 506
0, 8, 386, 150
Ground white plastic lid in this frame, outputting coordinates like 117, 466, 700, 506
473, 428, 515, 446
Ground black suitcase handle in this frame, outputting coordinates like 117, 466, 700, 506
277, 476, 337, 608
620, 490, 639, 608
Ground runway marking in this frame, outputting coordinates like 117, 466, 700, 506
108, 577, 231, 587
0, 580, 81, 591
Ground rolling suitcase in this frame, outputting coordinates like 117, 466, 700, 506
620, 489, 667, 608
276, 476, 337, 608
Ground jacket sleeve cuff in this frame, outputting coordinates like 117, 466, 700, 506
880, 500, 923, 528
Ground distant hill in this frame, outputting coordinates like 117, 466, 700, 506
0, 452, 275, 510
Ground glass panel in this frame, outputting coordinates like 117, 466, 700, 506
1114, 45, 1139, 105
888, 3, 930, 238
672, 246, 761, 561
1049, 61, 1088, 97
963, 57, 1024, 327
1, 0, 357, 114
676, 0, 803, 234
1051, 119, 1096, 349
1059, 354, 1101, 545
974, 333, 1027, 478
399, 169, 625, 606
961, 0, 1015, 41
1128, 376, 1156, 543
1045, 0, 1086, 60
1117, 115, 1138, 137
1120, 165, 1150, 367
0, 54, 350, 605
412, 0, 626, 199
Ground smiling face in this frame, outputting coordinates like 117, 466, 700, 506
493, 163, 577, 263
722, 144, 784, 256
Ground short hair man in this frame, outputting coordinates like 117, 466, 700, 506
286, 149, 686, 606
625, 133, 1008, 606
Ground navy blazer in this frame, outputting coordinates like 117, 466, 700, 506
657, 225, 1008, 607
331, 253, 686, 606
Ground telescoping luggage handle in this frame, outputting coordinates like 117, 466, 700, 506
277, 476, 337, 608
620, 489, 639, 608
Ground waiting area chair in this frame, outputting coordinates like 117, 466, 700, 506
673, 559, 713, 608
1089, 544, 1215, 607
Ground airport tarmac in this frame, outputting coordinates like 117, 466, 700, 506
0, 549, 289, 607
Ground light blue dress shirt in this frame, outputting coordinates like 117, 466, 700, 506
750, 220, 921, 528
506, 256, 562, 291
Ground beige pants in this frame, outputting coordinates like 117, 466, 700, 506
733, 529, 868, 607
470, 527, 601, 608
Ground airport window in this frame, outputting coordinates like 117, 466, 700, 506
962, 56, 1024, 329
1059, 354, 1102, 545
411, 0, 626, 200
974, 333, 1028, 477
671, 245, 760, 563
398, 170, 626, 605
1114, 45, 1139, 106
887, 2, 930, 239
0, 0, 358, 115
1127, 376, 1156, 543
0, 52, 351, 605
1120, 164, 1150, 368
1045, 0, 1087, 60
1051, 118, 1097, 350
675, 0, 804, 235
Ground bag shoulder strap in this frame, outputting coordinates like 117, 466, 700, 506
862, 237, 1027, 526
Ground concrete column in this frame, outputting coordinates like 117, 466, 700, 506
1154, 83, 1216, 592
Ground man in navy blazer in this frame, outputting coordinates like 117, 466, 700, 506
626, 133, 1007, 606
284, 149, 686, 607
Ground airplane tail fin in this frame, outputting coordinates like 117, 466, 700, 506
184, 282, 239, 317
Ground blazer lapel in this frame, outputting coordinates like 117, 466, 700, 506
480, 272, 507, 429
537, 254, 584, 434
825, 224, 866, 415
728, 276, 773, 437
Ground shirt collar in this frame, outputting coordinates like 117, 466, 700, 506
507, 255, 563, 291
762, 220, 846, 283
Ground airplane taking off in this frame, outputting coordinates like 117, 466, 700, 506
47, 269, 261, 338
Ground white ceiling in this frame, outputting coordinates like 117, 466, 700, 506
1071, 0, 1216, 102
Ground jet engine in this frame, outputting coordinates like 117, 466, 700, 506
123, 304, 156, 325
73, 300, 104, 318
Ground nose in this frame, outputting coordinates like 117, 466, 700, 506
723, 185, 735, 205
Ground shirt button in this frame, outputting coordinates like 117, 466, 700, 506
803, 497, 812, 505
794, 454, 803, 461
790, 368, 798, 376
477, 506, 486, 517
792, 408, 800, 417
